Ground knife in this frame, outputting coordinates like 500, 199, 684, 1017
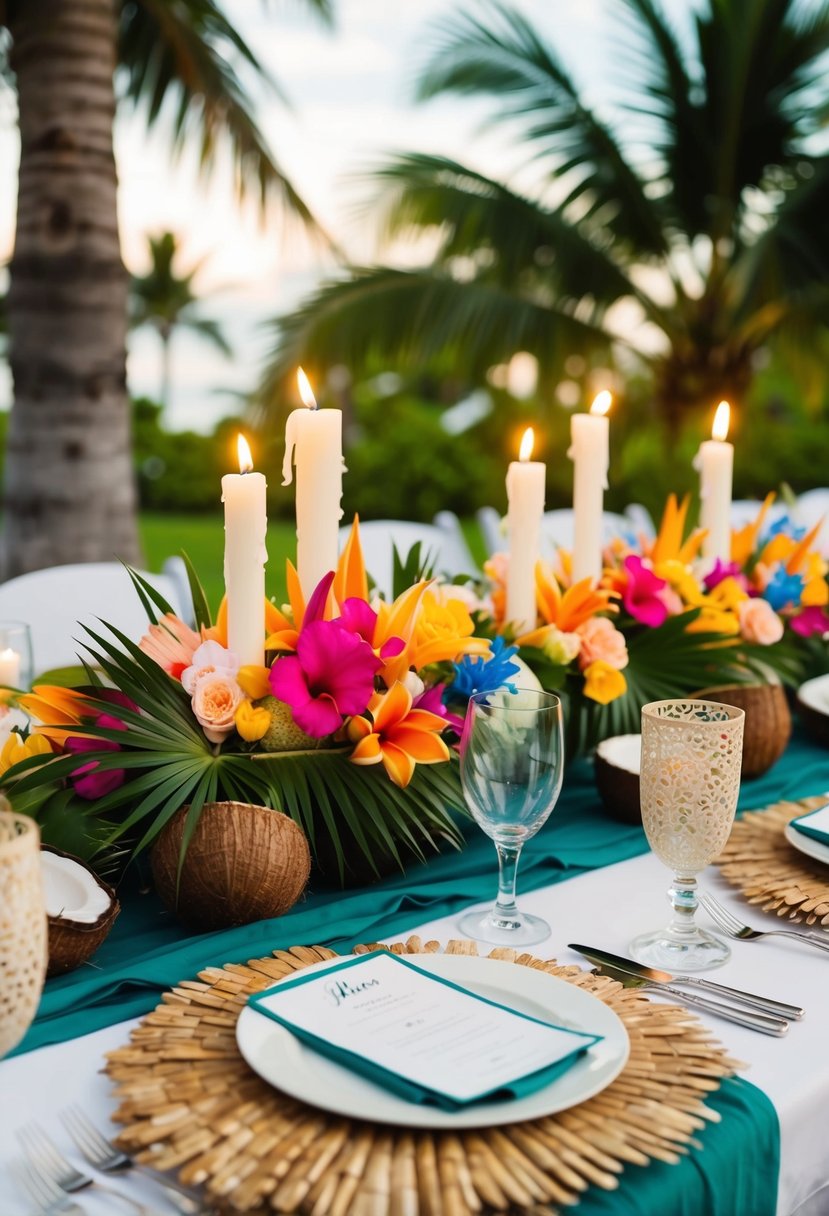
569, 944, 803, 1021
570, 944, 799, 1033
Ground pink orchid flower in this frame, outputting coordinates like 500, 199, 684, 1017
64, 690, 136, 800
623, 555, 669, 627
271, 622, 382, 737
790, 606, 829, 638
414, 683, 465, 735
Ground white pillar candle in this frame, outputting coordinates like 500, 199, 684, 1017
282, 368, 344, 601
694, 401, 733, 564
569, 391, 612, 585
222, 434, 267, 666
506, 427, 546, 636
0, 648, 21, 686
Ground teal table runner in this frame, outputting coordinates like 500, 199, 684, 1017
17, 727, 828, 1057
12, 733, 813, 1214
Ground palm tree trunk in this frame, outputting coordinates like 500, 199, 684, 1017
2, 0, 141, 578
159, 324, 173, 412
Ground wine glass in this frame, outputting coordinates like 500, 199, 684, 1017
630, 699, 744, 972
0, 808, 47, 1057
458, 688, 564, 946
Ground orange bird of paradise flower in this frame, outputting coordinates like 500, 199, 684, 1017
347, 681, 450, 788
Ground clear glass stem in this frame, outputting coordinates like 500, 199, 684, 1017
667, 874, 699, 940
493, 842, 522, 927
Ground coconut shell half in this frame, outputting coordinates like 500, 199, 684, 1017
693, 682, 791, 777
797, 674, 829, 747
594, 735, 642, 824
151, 801, 311, 932
41, 846, 120, 977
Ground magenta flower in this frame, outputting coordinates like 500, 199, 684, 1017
65, 713, 129, 800
338, 597, 405, 659
623, 555, 669, 627
270, 621, 382, 737
704, 559, 750, 593
414, 683, 465, 734
790, 606, 829, 638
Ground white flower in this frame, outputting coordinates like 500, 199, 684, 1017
181, 640, 240, 695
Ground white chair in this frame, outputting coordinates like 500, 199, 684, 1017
476, 503, 654, 557
729, 498, 788, 532
0, 562, 191, 677
339, 512, 477, 598
794, 489, 829, 555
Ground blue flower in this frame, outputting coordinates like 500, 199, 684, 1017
763, 515, 806, 544
450, 637, 521, 699
763, 566, 804, 612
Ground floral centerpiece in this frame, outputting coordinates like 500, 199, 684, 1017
484, 494, 826, 754
5, 520, 515, 884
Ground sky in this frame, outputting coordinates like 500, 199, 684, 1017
0, 0, 695, 432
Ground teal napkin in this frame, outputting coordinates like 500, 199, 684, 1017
246, 951, 602, 1112
790, 801, 829, 845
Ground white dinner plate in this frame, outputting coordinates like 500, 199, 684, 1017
236, 953, 630, 1130
784, 822, 829, 867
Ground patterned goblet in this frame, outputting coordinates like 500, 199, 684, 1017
631, 699, 744, 971
0, 809, 47, 1057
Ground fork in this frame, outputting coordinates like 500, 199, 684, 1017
11, 1157, 86, 1216
699, 890, 829, 952
17, 1122, 165, 1216
62, 1106, 201, 1215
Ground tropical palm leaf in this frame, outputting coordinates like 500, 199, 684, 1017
116, 0, 331, 229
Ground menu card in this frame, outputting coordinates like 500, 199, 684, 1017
791, 803, 829, 846
247, 950, 602, 1111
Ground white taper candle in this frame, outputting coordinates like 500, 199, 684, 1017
222, 434, 267, 666
506, 427, 545, 636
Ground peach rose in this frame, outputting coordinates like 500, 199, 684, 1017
575, 616, 629, 672
739, 598, 784, 645
191, 672, 245, 742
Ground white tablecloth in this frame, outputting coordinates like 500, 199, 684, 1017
2, 852, 827, 1215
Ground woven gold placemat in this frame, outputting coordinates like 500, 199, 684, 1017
715, 794, 829, 926
105, 938, 741, 1216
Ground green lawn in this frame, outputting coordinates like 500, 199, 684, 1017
139, 513, 488, 614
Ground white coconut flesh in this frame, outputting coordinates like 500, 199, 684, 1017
596, 734, 641, 775
41, 852, 112, 924
798, 674, 829, 715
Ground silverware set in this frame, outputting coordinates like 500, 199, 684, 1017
13, 1111, 202, 1216
571, 887, 826, 1036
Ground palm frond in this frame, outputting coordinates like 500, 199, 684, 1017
118, 0, 326, 231
257, 265, 626, 409
416, 0, 669, 256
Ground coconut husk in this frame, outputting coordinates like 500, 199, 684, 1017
42, 845, 120, 977
151, 802, 311, 932
692, 683, 791, 778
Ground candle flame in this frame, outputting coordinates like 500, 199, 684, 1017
712, 400, 730, 442
297, 366, 318, 410
590, 390, 612, 417
237, 433, 254, 473
519, 427, 535, 462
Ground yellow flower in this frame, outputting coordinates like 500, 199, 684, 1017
410, 591, 489, 670
17, 685, 93, 745
684, 577, 746, 635
0, 731, 52, 779
583, 661, 627, 705
348, 682, 450, 788
653, 558, 700, 605
237, 665, 272, 700
235, 699, 271, 743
